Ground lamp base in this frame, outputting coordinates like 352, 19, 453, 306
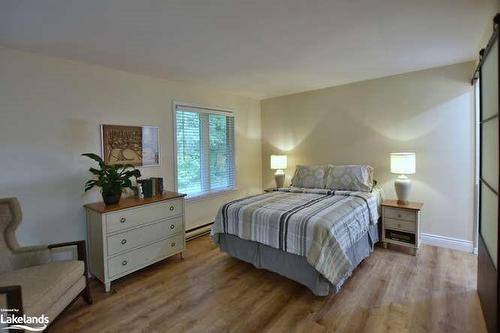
274, 170, 285, 188
394, 175, 412, 205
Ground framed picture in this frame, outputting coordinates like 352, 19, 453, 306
101, 124, 160, 167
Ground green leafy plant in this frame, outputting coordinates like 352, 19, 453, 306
82, 153, 141, 198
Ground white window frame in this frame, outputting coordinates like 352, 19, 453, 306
172, 101, 237, 201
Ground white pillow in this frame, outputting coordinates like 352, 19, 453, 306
290, 165, 328, 189
325, 165, 374, 192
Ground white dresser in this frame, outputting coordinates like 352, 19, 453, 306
84, 192, 186, 292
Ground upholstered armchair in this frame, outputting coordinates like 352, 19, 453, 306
0, 198, 92, 328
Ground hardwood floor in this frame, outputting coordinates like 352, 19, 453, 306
50, 235, 486, 333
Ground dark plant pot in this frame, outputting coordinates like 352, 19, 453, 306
102, 192, 121, 206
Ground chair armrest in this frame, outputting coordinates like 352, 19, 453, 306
48, 240, 89, 277
10, 246, 51, 270
0, 285, 23, 316
13, 245, 49, 254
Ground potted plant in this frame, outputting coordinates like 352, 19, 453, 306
82, 153, 141, 205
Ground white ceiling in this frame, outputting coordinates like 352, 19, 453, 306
0, 0, 496, 99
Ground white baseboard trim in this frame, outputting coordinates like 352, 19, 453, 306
421, 233, 474, 253
185, 226, 476, 253
186, 223, 213, 240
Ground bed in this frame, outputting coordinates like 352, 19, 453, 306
211, 179, 383, 296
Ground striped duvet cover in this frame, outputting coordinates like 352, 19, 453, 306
211, 187, 381, 286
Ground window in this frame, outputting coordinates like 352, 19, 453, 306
174, 104, 236, 198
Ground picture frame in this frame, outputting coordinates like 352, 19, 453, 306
100, 124, 160, 167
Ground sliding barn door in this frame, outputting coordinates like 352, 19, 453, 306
478, 16, 500, 333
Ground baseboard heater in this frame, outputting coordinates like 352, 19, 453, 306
186, 222, 213, 240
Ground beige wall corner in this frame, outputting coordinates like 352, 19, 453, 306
261, 62, 475, 242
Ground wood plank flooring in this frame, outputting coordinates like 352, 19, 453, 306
50, 235, 486, 333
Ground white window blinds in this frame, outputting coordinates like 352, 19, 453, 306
174, 104, 236, 198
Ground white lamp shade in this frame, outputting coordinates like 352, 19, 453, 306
390, 153, 416, 175
270, 155, 287, 170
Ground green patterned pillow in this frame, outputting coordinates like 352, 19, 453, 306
325, 165, 374, 192
290, 165, 328, 189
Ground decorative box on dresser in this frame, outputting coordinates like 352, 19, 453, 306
84, 191, 186, 292
381, 199, 423, 256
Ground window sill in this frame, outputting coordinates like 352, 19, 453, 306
185, 188, 238, 203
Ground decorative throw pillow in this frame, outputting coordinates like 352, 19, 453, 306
290, 165, 328, 189
325, 165, 374, 192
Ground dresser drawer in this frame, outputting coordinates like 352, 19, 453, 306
107, 234, 184, 278
106, 216, 183, 256
106, 199, 183, 233
384, 207, 417, 222
384, 218, 415, 233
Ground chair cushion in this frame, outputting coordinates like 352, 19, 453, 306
46, 276, 86, 323
0, 260, 84, 317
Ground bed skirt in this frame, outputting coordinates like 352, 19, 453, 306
215, 223, 379, 296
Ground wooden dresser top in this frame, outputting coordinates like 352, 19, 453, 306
84, 191, 186, 213
381, 199, 423, 211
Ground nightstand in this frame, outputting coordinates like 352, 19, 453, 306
381, 199, 423, 255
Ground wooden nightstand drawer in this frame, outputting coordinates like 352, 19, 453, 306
384, 218, 415, 232
384, 207, 417, 222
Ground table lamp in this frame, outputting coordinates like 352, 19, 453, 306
390, 152, 416, 205
270, 155, 287, 188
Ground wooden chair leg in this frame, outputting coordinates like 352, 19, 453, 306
82, 279, 93, 304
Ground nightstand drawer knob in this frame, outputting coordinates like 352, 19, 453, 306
169, 206, 174, 211
170, 224, 175, 230
120, 217, 126, 223
122, 260, 128, 266
398, 214, 402, 218
397, 223, 401, 228
171, 242, 176, 247
121, 239, 127, 245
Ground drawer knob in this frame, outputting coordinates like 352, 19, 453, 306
169, 206, 174, 211
121, 239, 127, 245
397, 214, 402, 218
397, 224, 401, 228
171, 242, 176, 247
120, 217, 126, 223
122, 260, 127, 266
170, 224, 175, 230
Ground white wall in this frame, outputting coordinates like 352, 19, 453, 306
261, 62, 475, 242
0, 46, 262, 246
